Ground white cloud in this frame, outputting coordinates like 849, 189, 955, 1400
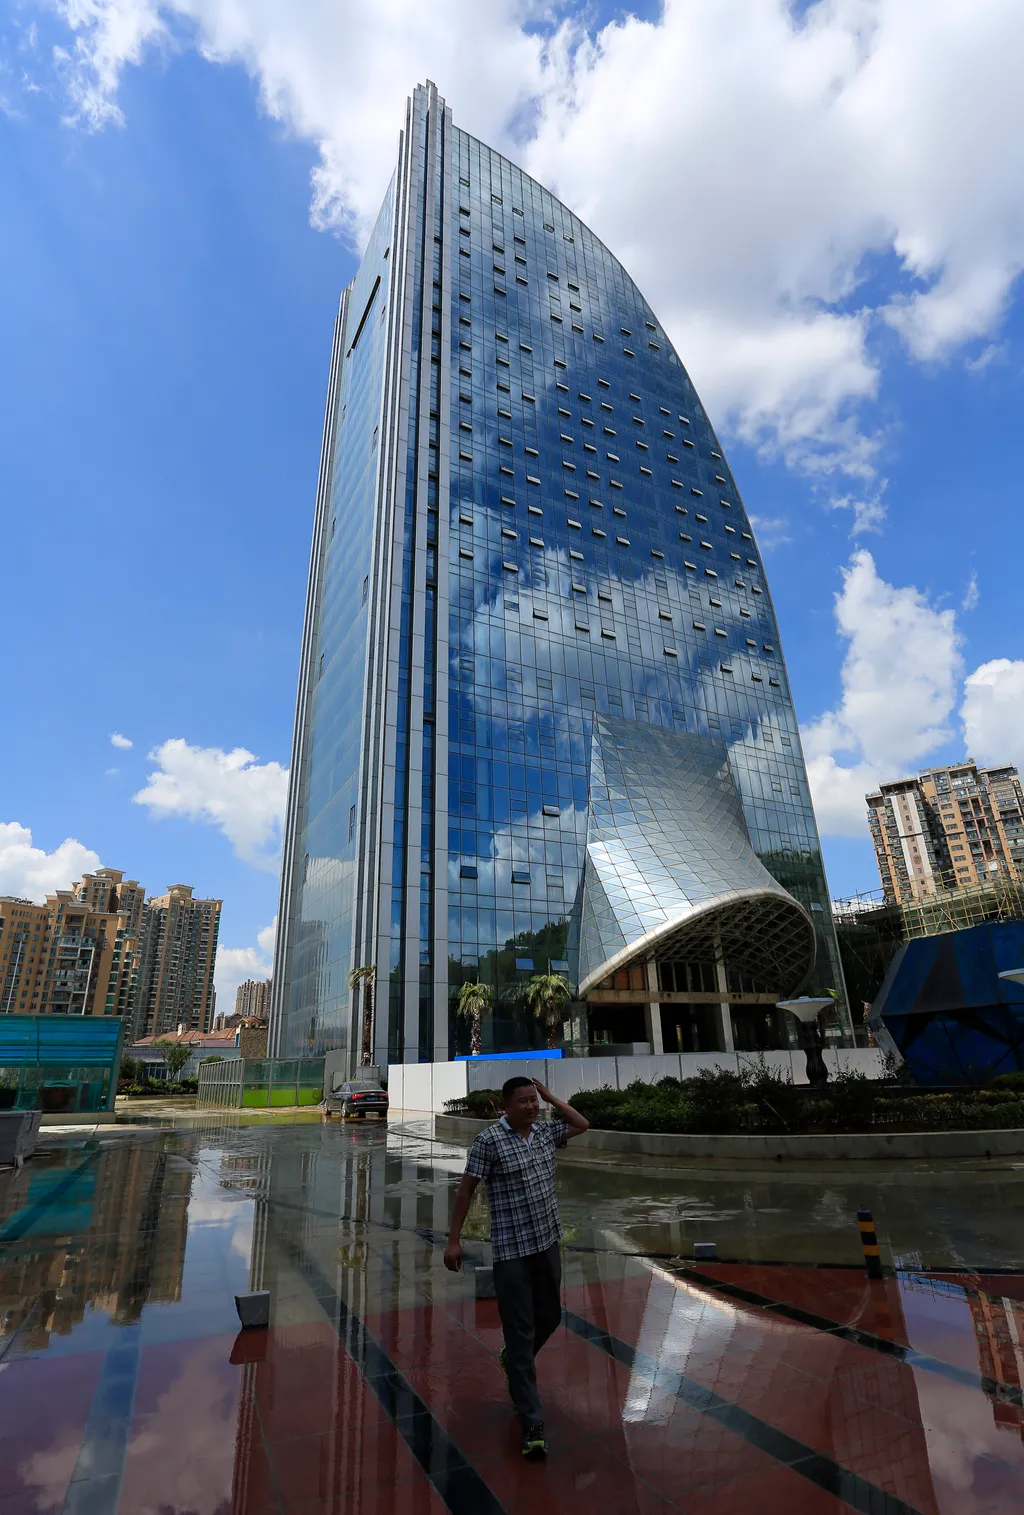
132, 739, 288, 869
961, 659, 1024, 772
965, 342, 1007, 375
746, 514, 791, 551
215, 917, 276, 1006
827, 488, 887, 537
34, 0, 1024, 477
801, 551, 962, 834
104, 1334, 244, 1515
0, 822, 101, 902
52, 0, 168, 129
802, 755, 888, 840
960, 572, 979, 613
47, 0, 544, 235
109, 731, 133, 749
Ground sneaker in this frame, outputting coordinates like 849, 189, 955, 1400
521, 1421, 547, 1460
498, 1346, 513, 1401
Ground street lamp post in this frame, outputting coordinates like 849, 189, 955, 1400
777, 997, 835, 1087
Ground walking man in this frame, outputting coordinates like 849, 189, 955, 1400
444, 1075, 590, 1459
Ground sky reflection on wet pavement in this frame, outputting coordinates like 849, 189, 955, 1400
0, 1116, 1021, 1515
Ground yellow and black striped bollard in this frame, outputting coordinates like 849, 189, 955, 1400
857, 1208, 883, 1280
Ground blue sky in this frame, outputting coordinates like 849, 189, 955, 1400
2, 1, 1023, 998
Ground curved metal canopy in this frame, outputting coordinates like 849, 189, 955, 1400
577, 718, 816, 997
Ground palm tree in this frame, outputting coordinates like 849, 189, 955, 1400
348, 964, 377, 1065
456, 982, 491, 1057
525, 972, 572, 1050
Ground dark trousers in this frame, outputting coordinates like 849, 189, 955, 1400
493, 1241, 562, 1426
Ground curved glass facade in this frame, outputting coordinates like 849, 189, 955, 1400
271, 83, 850, 1064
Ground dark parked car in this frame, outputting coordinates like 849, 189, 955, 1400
324, 1079, 389, 1120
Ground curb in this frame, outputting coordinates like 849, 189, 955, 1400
433, 1114, 1024, 1161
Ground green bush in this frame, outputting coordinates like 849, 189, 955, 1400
979, 1099, 1024, 1128
990, 1070, 1024, 1091
566, 1086, 631, 1124
118, 1078, 198, 1099
443, 1088, 503, 1118
577, 1081, 697, 1133
822, 1069, 878, 1129
873, 1094, 1024, 1131
441, 1067, 1024, 1135
569, 1068, 1024, 1136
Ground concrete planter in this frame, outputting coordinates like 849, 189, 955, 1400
433, 1113, 1024, 1162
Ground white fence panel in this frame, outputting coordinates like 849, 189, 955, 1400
399, 1064, 434, 1111
386, 1064, 405, 1108
432, 1060, 469, 1109
467, 1057, 547, 1091
618, 1054, 684, 1087
393, 1045, 888, 1111
679, 1052, 740, 1080
831, 1047, 884, 1078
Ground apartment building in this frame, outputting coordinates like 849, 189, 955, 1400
0, 885, 127, 1018
0, 900, 52, 1014
134, 885, 221, 1038
70, 870, 145, 1019
45, 890, 125, 1016
234, 979, 271, 1021
74, 869, 146, 935
0, 870, 221, 1029
867, 762, 1024, 904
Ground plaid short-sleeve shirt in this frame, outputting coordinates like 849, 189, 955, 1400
464, 1117, 569, 1262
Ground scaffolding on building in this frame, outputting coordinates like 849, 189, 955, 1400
830, 888, 887, 921
899, 874, 1024, 940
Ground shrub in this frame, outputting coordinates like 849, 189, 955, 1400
742, 1059, 805, 1131
118, 1077, 198, 1099
566, 1086, 632, 1123
823, 1069, 878, 1129
681, 1068, 749, 1132
620, 1091, 694, 1134
991, 1070, 1024, 1091
571, 1075, 1024, 1136
840, 1092, 1024, 1132
442, 1071, 1024, 1135
443, 1088, 502, 1118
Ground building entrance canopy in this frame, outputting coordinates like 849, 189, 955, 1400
577, 719, 815, 997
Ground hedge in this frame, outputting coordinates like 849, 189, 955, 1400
445, 1066, 1024, 1135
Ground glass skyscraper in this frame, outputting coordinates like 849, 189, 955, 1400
270, 82, 851, 1065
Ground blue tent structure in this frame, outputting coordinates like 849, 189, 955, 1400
867, 919, 1024, 1085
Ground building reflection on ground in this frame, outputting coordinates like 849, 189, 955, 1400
0, 1139, 192, 1351
0, 1121, 1022, 1514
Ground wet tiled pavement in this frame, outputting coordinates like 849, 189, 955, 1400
1, 1117, 1022, 1515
